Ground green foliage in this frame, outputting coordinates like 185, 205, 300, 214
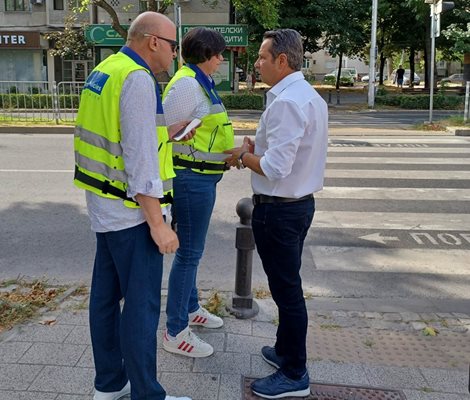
0, 94, 80, 109
376, 94, 464, 109
232, 0, 280, 29
219, 93, 264, 109
323, 76, 336, 86
442, 22, 470, 57
44, 14, 92, 58
376, 86, 388, 96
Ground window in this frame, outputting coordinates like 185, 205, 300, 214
139, 0, 148, 12
53, 0, 64, 10
5, 0, 28, 11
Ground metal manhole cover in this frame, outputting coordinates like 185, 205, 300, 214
243, 378, 406, 399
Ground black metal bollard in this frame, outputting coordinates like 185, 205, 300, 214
336, 89, 341, 105
327, 90, 332, 104
227, 197, 259, 319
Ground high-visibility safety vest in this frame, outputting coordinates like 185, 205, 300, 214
163, 64, 234, 175
74, 46, 174, 208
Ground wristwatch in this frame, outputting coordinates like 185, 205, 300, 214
238, 151, 249, 169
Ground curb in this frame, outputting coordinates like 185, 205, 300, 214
0, 126, 73, 134
0, 125, 257, 135
448, 127, 470, 136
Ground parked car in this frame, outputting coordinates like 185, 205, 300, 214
323, 70, 355, 86
361, 72, 387, 83
325, 68, 358, 82
439, 73, 464, 86
391, 69, 421, 86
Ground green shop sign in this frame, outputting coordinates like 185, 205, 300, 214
86, 24, 247, 47
181, 25, 247, 46
85, 25, 129, 46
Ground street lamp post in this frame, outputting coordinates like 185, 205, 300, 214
426, 0, 437, 123
173, 1, 183, 68
425, 0, 454, 124
368, 0, 378, 108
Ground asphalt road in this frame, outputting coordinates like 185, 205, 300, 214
1, 132, 469, 303
230, 109, 462, 129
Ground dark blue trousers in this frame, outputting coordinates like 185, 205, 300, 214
252, 198, 315, 380
89, 222, 166, 400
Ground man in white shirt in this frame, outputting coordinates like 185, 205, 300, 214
225, 29, 328, 399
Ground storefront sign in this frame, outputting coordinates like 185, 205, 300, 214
182, 25, 248, 47
0, 31, 41, 49
86, 24, 247, 47
85, 25, 129, 46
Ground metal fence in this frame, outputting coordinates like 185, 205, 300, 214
0, 80, 85, 124
0, 80, 168, 125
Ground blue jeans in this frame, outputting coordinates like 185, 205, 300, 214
166, 168, 222, 336
89, 222, 166, 400
252, 198, 315, 380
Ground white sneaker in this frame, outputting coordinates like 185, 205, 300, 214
163, 326, 213, 358
94, 381, 130, 400
165, 396, 192, 400
189, 306, 223, 329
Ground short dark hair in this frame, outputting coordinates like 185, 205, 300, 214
263, 29, 303, 71
182, 27, 226, 64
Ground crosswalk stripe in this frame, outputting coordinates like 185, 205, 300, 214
317, 187, 470, 201
311, 136, 470, 276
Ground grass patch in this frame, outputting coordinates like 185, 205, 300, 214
319, 324, 342, 330
253, 287, 271, 299
202, 291, 228, 317
0, 278, 67, 333
413, 116, 469, 131
420, 387, 434, 393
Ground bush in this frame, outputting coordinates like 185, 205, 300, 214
323, 76, 336, 86
376, 86, 388, 96
376, 94, 464, 109
0, 94, 80, 109
220, 94, 263, 110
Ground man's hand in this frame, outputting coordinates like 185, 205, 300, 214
135, 194, 179, 254
224, 136, 254, 168
150, 222, 179, 254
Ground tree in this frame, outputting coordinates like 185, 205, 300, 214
44, 14, 92, 59
441, 1, 470, 82
76, 0, 173, 40
317, 0, 370, 89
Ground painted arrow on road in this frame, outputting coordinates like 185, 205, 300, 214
359, 233, 400, 244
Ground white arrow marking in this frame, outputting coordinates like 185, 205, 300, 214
359, 233, 400, 244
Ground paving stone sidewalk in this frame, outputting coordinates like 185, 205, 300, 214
0, 290, 469, 400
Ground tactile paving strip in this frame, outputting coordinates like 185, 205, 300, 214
306, 327, 470, 369
243, 378, 407, 399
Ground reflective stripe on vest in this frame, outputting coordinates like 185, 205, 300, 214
74, 48, 174, 207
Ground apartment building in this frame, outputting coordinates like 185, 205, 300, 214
0, 0, 245, 89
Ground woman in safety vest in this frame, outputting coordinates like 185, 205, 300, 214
162, 27, 234, 358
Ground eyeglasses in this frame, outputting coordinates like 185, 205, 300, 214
143, 33, 178, 52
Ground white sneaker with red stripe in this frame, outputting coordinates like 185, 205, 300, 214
163, 326, 213, 358
188, 306, 223, 329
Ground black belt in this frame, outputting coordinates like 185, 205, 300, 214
252, 193, 313, 205
173, 156, 229, 171
74, 166, 173, 205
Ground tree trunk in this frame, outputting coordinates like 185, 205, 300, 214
336, 53, 343, 90
424, 20, 431, 89
379, 52, 386, 84
409, 48, 415, 87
